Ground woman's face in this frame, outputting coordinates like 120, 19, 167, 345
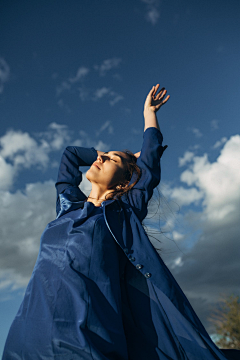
86, 151, 129, 189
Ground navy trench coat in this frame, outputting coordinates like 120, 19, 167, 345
3, 128, 239, 360
54, 127, 238, 360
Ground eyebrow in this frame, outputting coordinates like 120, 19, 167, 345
103, 151, 124, 161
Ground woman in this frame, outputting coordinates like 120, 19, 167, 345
2, 84, 238, 360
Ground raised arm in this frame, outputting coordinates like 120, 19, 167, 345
123, 84, 170, 221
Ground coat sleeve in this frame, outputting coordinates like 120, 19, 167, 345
55, 146, 98, 215
123, 127, 167, 221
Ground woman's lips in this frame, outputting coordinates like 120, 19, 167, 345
93, 163, 101, 169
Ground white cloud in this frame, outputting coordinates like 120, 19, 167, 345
0, 181, 56, 288
170, 186, 203, 206
178, 151, 195, 167
141, 0, 160, 25
0, 130, 49, 169
0, 123, 76, 190
40, 122, 71, 150
56, 66, 90, 96
0, 156, 15, 190
69, 66, 89, 83
94, 58, 122, 77
55, 60, 123, 108
159, 134, 240, 333
189, 127, 203, 138
180, 135, 240, 219
212, 137, 227, 149
94, 87, 110, 99
0, 57, 10, 94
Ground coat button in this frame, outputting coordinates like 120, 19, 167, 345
144, 272, 152, 278
129, 256, 135, 262
136, 264, 143, 270
123, 248, 128, 254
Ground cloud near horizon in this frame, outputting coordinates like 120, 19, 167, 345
154, 134, 240, 332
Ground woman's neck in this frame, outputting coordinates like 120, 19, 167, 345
87, 186, 113, 207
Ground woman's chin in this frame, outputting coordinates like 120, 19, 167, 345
86, 169, 96, 182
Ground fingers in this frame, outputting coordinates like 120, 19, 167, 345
162, 94, 170, 104
152, 84, 160, 96
146, 84, 170, 111
155, 88, 166, 99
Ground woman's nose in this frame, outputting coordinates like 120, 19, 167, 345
97, 155, 103, 162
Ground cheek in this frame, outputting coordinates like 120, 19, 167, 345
110, 167, 125, 184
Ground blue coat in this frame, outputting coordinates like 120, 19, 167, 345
54, 127, 236, 359
2, 128, 238, 360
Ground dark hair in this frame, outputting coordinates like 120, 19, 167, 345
105, 150, 141, 200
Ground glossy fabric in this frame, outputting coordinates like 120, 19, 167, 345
3, 128, 238, 360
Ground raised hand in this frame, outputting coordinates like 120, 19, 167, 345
144, 84, 170, 114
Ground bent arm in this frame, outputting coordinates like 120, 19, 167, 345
55, 146, 97, 214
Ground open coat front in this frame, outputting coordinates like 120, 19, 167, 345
54, 127, 235, 359
3, 128, 238, 360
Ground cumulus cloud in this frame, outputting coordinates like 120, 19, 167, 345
0, 129, 51, 191
0, 156, 15, 190
0, 57, 10, 94
178, 151, 195, 167
0, 122, 106, 191
159, 134, 240, 333
0, 130, 49, 169
141, 0, 160, 25
0, 181, 56, 289
38, 122, 71, 151
169, 186, 203, 206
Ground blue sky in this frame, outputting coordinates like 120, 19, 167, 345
0, 0, 240, 354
